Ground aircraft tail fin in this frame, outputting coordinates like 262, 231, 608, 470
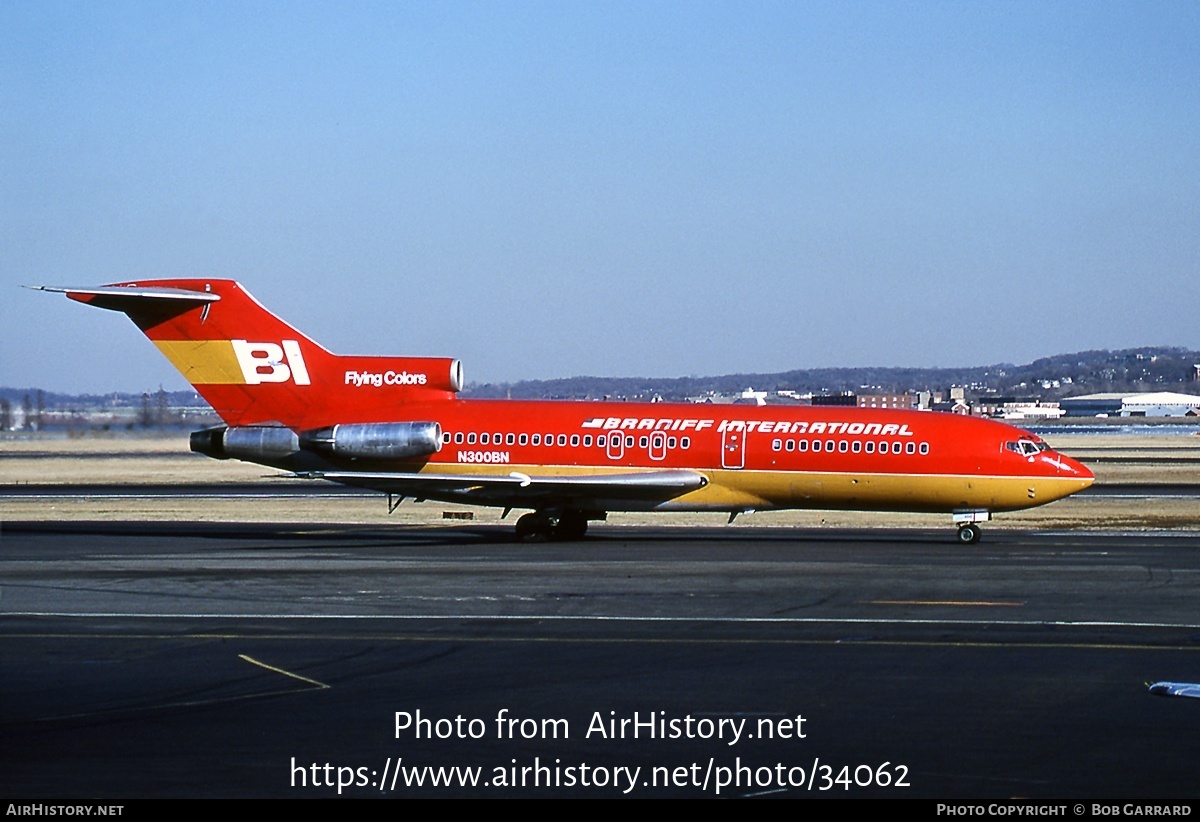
35, 280, 462, 429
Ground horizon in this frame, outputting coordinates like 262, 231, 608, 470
4, 342, 1198, 399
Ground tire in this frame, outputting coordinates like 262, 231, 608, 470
515, 513, 548, 542
552, 512, 588, 541
956, 523, 981, 545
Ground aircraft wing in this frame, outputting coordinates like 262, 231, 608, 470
300, 468, 708, 507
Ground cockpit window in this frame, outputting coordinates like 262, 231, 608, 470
1006, 439, 1050, 456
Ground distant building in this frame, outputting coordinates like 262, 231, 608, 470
1000, 402, 1064, 420
689, 388, 800, 406
857, 393, 912, 409
915, 390, 945, 410
1060, 392, 1200, 417
811, 394, 857, 407
1120, 392, 1200, 417
1058, 393, 1124, 417
972, 399, 1005, 417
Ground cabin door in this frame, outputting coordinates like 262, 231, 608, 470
606, 431, 625, 460
649, 431, 667, 461
721, 428, 746, 469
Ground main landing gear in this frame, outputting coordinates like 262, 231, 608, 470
514, 510, 589, 542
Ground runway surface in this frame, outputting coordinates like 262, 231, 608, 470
4, 520, 1200, 798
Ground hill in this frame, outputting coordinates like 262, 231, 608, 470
462, 347, 1200, 401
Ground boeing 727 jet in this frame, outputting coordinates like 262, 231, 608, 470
36, 280, 1094, 542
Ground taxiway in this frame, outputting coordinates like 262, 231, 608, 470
3, 521, 1200, 797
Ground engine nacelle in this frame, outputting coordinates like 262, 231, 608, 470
408, 357, 463, 393
298, 421, 442, 460
444, 359, 464, 393
340, 357, 464, 393
191, 425, 300, 461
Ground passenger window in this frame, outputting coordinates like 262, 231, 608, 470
558, 434, 567, 446
681, 437, 690, 449
532, 434, 540, 445
583, 435, 592, 446
812, 440, 821, 453
519, 433, 528, 445
906, 442, 915, 454
919, 442, 929, 455
773, 439, 782, 451
852, 441, 861, 453
468, 433, 477, 444
455, 432, 464, 444
865, 441, 874, 454
798, 440, 808, 452
443, 432, 451, 444
838, 440, 848, 453
506, 433, 515, 445
571, 435, 580, 446
481, 433, 490, 445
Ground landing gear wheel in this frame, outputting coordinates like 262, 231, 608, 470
956, 523, 982, 545
515, 513, 550, 542
551, 512, 588, 541
515, 511, 589, 541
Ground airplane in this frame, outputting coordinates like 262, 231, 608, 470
34, 279, 1094, 543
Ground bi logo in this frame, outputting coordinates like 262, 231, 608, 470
231, 339, 311, 385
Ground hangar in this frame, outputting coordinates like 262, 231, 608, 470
1060, 392, 1200, 418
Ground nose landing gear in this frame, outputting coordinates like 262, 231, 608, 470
956, 523, 982, 545
952, 510, 989, 545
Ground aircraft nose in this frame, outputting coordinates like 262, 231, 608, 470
1056, 452, 1094, 486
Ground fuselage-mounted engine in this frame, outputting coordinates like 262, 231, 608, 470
190, 425, 300, 461
298, 421, 442, 461
191, 421, 442, 466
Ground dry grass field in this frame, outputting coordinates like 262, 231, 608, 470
2, 430, 1198, 531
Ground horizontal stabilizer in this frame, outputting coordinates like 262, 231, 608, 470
28, 284, 219, 312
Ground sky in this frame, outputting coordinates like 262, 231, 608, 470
2, 1, 1198, 394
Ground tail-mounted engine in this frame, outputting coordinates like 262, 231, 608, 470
298, 422, 442, 460
190, 425, 300, 460
340, 357, 464, 394
192, 421, 441, 462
